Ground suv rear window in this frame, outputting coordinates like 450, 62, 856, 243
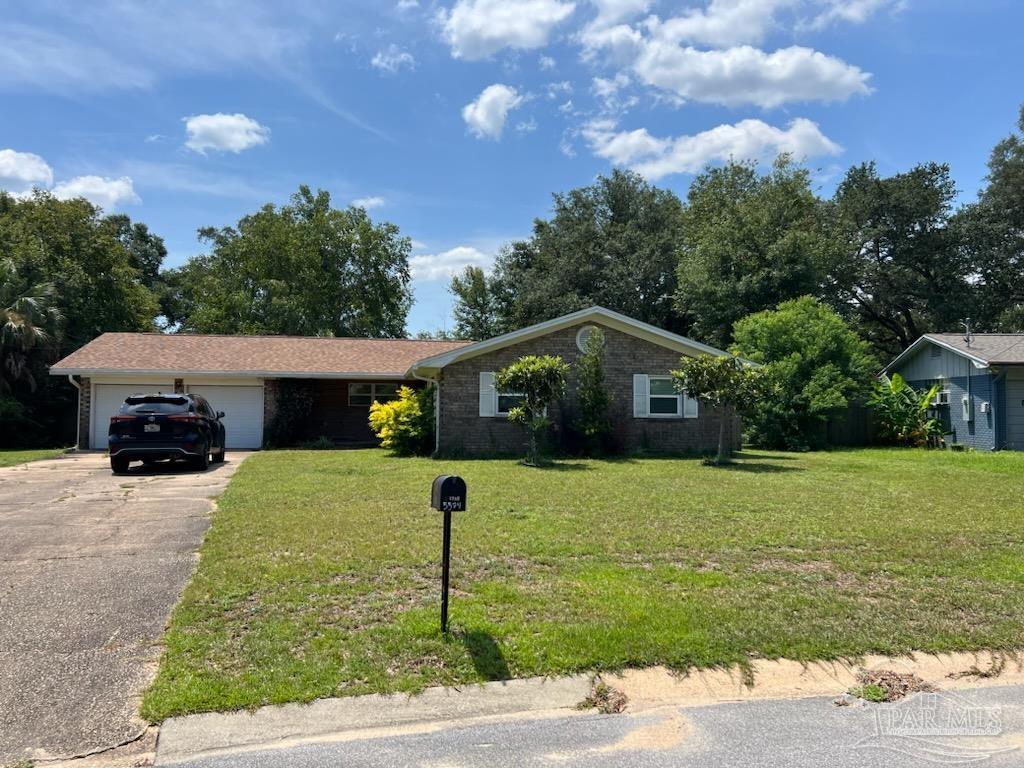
120, 395, 191, 415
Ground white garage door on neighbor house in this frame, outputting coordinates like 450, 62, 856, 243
91, 382, 175, 450
186, 384, 264, 449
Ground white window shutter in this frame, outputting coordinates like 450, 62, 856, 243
633, 374, 649, 418
683, 392, 699, 418
479, 372, 496, 417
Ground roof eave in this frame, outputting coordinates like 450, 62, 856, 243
409, 306, 731, 377
49, 367, 412, 380
882, 334, 991, 375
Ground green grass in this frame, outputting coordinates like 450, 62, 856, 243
142, 448, 1024, 721
0, 448, 66, 468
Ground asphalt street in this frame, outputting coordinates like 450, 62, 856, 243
158, 683, 1024, 768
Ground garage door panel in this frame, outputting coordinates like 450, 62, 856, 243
186, 385, 264, 449
91, 383, 174, 450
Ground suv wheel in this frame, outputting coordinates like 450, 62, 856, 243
213, 445, 226, 464
192, 442, 210, 471
110, 456, 130, 474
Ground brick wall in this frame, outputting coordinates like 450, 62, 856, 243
436, 322, 740, 456
78, 376, 91, 449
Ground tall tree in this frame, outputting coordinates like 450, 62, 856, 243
488, 170, 686, 332
449, 265, 498, 339
107, 214, 167, 291
674, 157, 837, 349
0, 191, 161, 444
952, 105, 1024, 330
0, 192, 160, 351
163, 186, 413, 337
830, 162, 966, 356
0, 259, 62, 395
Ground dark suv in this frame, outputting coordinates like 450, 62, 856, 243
108, 393, 227, 474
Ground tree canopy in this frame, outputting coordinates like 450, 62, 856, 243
164, 186, 413, 337
675, 157, 837, 349
449, 265, 499, 340
485, 170, 686, 333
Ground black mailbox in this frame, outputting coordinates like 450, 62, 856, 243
431, 475, 467, 512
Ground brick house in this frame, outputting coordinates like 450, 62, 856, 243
51, 306, 741, 455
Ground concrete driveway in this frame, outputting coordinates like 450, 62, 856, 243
0, 451, 250, 764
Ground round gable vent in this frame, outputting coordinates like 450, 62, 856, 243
576, 325, 601, 352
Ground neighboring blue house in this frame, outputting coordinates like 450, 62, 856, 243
883, 333, 1024, 451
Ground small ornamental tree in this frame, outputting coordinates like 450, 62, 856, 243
495, 355, 569, 465
868, 374, 944, 447
369, 385, 435, 456
671, 355, 767, 464
574, 327, 612, 455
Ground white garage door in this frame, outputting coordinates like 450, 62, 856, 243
91, 383, 174, 450
187, 385, 264, 449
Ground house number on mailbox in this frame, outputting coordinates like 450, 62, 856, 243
430, 475, 467, 633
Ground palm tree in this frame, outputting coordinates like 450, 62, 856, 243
0, 259, 62, 393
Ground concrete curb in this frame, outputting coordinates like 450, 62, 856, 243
156, 674, 594, 764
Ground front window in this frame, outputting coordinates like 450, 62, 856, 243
496, 392, 525, 416
348, 382, 401, 406
648, 376, 681, 417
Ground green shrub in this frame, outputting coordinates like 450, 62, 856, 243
574, 327, 613, 455
368, 385, 435, 456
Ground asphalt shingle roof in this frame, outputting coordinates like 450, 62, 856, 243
50, 333, 471, 377
927, 333, 1024, 364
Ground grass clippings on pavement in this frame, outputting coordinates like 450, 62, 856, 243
849, 669, 937, 702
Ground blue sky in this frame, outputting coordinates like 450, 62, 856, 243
1, 0, 1021, 334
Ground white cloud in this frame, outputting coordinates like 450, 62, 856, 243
516, 117, 539, 133
539, 54, 557, 70
632, 41, 871, 108
546, 80, 573, 99
590, 0, 652, 25
462, 84, 524, 140
371, 44, 416, 73
0, 149, 54, 193
580, 3, 872, 108
410, 245, 491, 281
584, 117, 842, 180
51, 175, 140, 209
352, 195, 386, 209
653, 0, 790, 48
397, 0, 420, 9
803, 0, 902, 29
184, 113, 270, 154
439, 0, 576, 60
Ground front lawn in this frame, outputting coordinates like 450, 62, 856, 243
0, 448, 66, 468
143, 448, 1024, 720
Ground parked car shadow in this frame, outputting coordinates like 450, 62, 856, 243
461, 630, 511, 681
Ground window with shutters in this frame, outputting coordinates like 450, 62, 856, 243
648, 376, 682, 417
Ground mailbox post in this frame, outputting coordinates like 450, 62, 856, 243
431, 475, 466, 634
